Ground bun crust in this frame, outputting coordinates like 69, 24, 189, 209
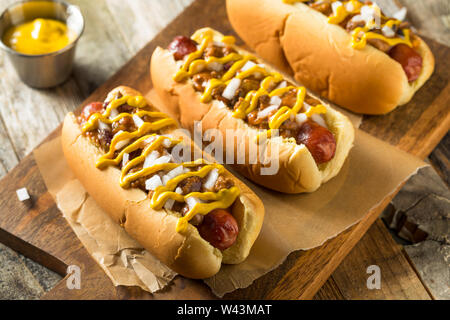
61, 86, 264, 279
150, 30, 355, 194
226, 0, 435, 115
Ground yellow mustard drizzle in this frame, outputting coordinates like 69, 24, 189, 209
282, 0, 413, 49
174, 31, 327, 139
152, 163, 240, 233
81, 95, 240, 233
351, 23, 411, 50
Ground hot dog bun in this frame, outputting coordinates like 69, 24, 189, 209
226, 0, 435, 115
151, 28, 354, 194
61, 86, 264, 279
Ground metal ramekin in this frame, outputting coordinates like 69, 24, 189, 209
0, 0, 84, 88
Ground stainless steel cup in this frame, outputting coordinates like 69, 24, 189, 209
0, 0, 84, 88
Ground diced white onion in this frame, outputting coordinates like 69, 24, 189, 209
145, 175, 163, 191
162, 166, 185, 184
203, 168, 219, 190
360, 5, 373, 19
345, 1, 354, 12
98, 120, 110, 131
153, 155, 172, 165
109, 108, 119, 120
183, 168, 191, 174
144, 135, 157, 145
207, 62, 223, 72
296, 113, 308, 125
240, 61, 256, 72
268, 113, 277, 123
276, 81, 287, 89
217, 101, 227, 109
222, 78, 241, 100
303, 102, 312, 113
132, 114, 144, 128
359, 5, 379, 26
143, 150, 160, 168
168, 165, 185, 178
290, 113, 295, 121
382, 25, 395, 38
257, 105, 279, 119
350, 14, 364, 23
122, 153, 129, 166
186, 196, 203, 210
332, 1, 343, 15
311, 114, 327, 128
258, 63, 265, 68
162, 138, 172, 148
213, 41, 225, 47
270, 96, 282, 107
393, 7, 407, 21
114, 138, 130, 151
191, 63, 205, 74
164, 198, 175, 210
175, 187, 183, 194
16, 187, 30, 201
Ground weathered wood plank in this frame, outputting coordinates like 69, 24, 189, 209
0, 115, 18, 179
376, 0, 407, 15
0, 62, 79, 159
324, 219, 432, 300
313, 277, 345, 300
381, 165, 449, 300
105, 0, 193, 54
0, 242, 44, 299
429, 133, 450, 186
397, 0, 450, 46
68, 0, 134, 95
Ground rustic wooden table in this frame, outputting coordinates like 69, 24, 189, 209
0, 0, 448, 300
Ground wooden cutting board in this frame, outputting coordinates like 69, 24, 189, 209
0, 0, 448, 299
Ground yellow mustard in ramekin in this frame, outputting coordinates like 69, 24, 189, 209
2, 18, 74, 55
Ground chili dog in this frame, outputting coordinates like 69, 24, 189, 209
226, 0, 435, 114
151, 28, 354, 194
61, 86, 264, 279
